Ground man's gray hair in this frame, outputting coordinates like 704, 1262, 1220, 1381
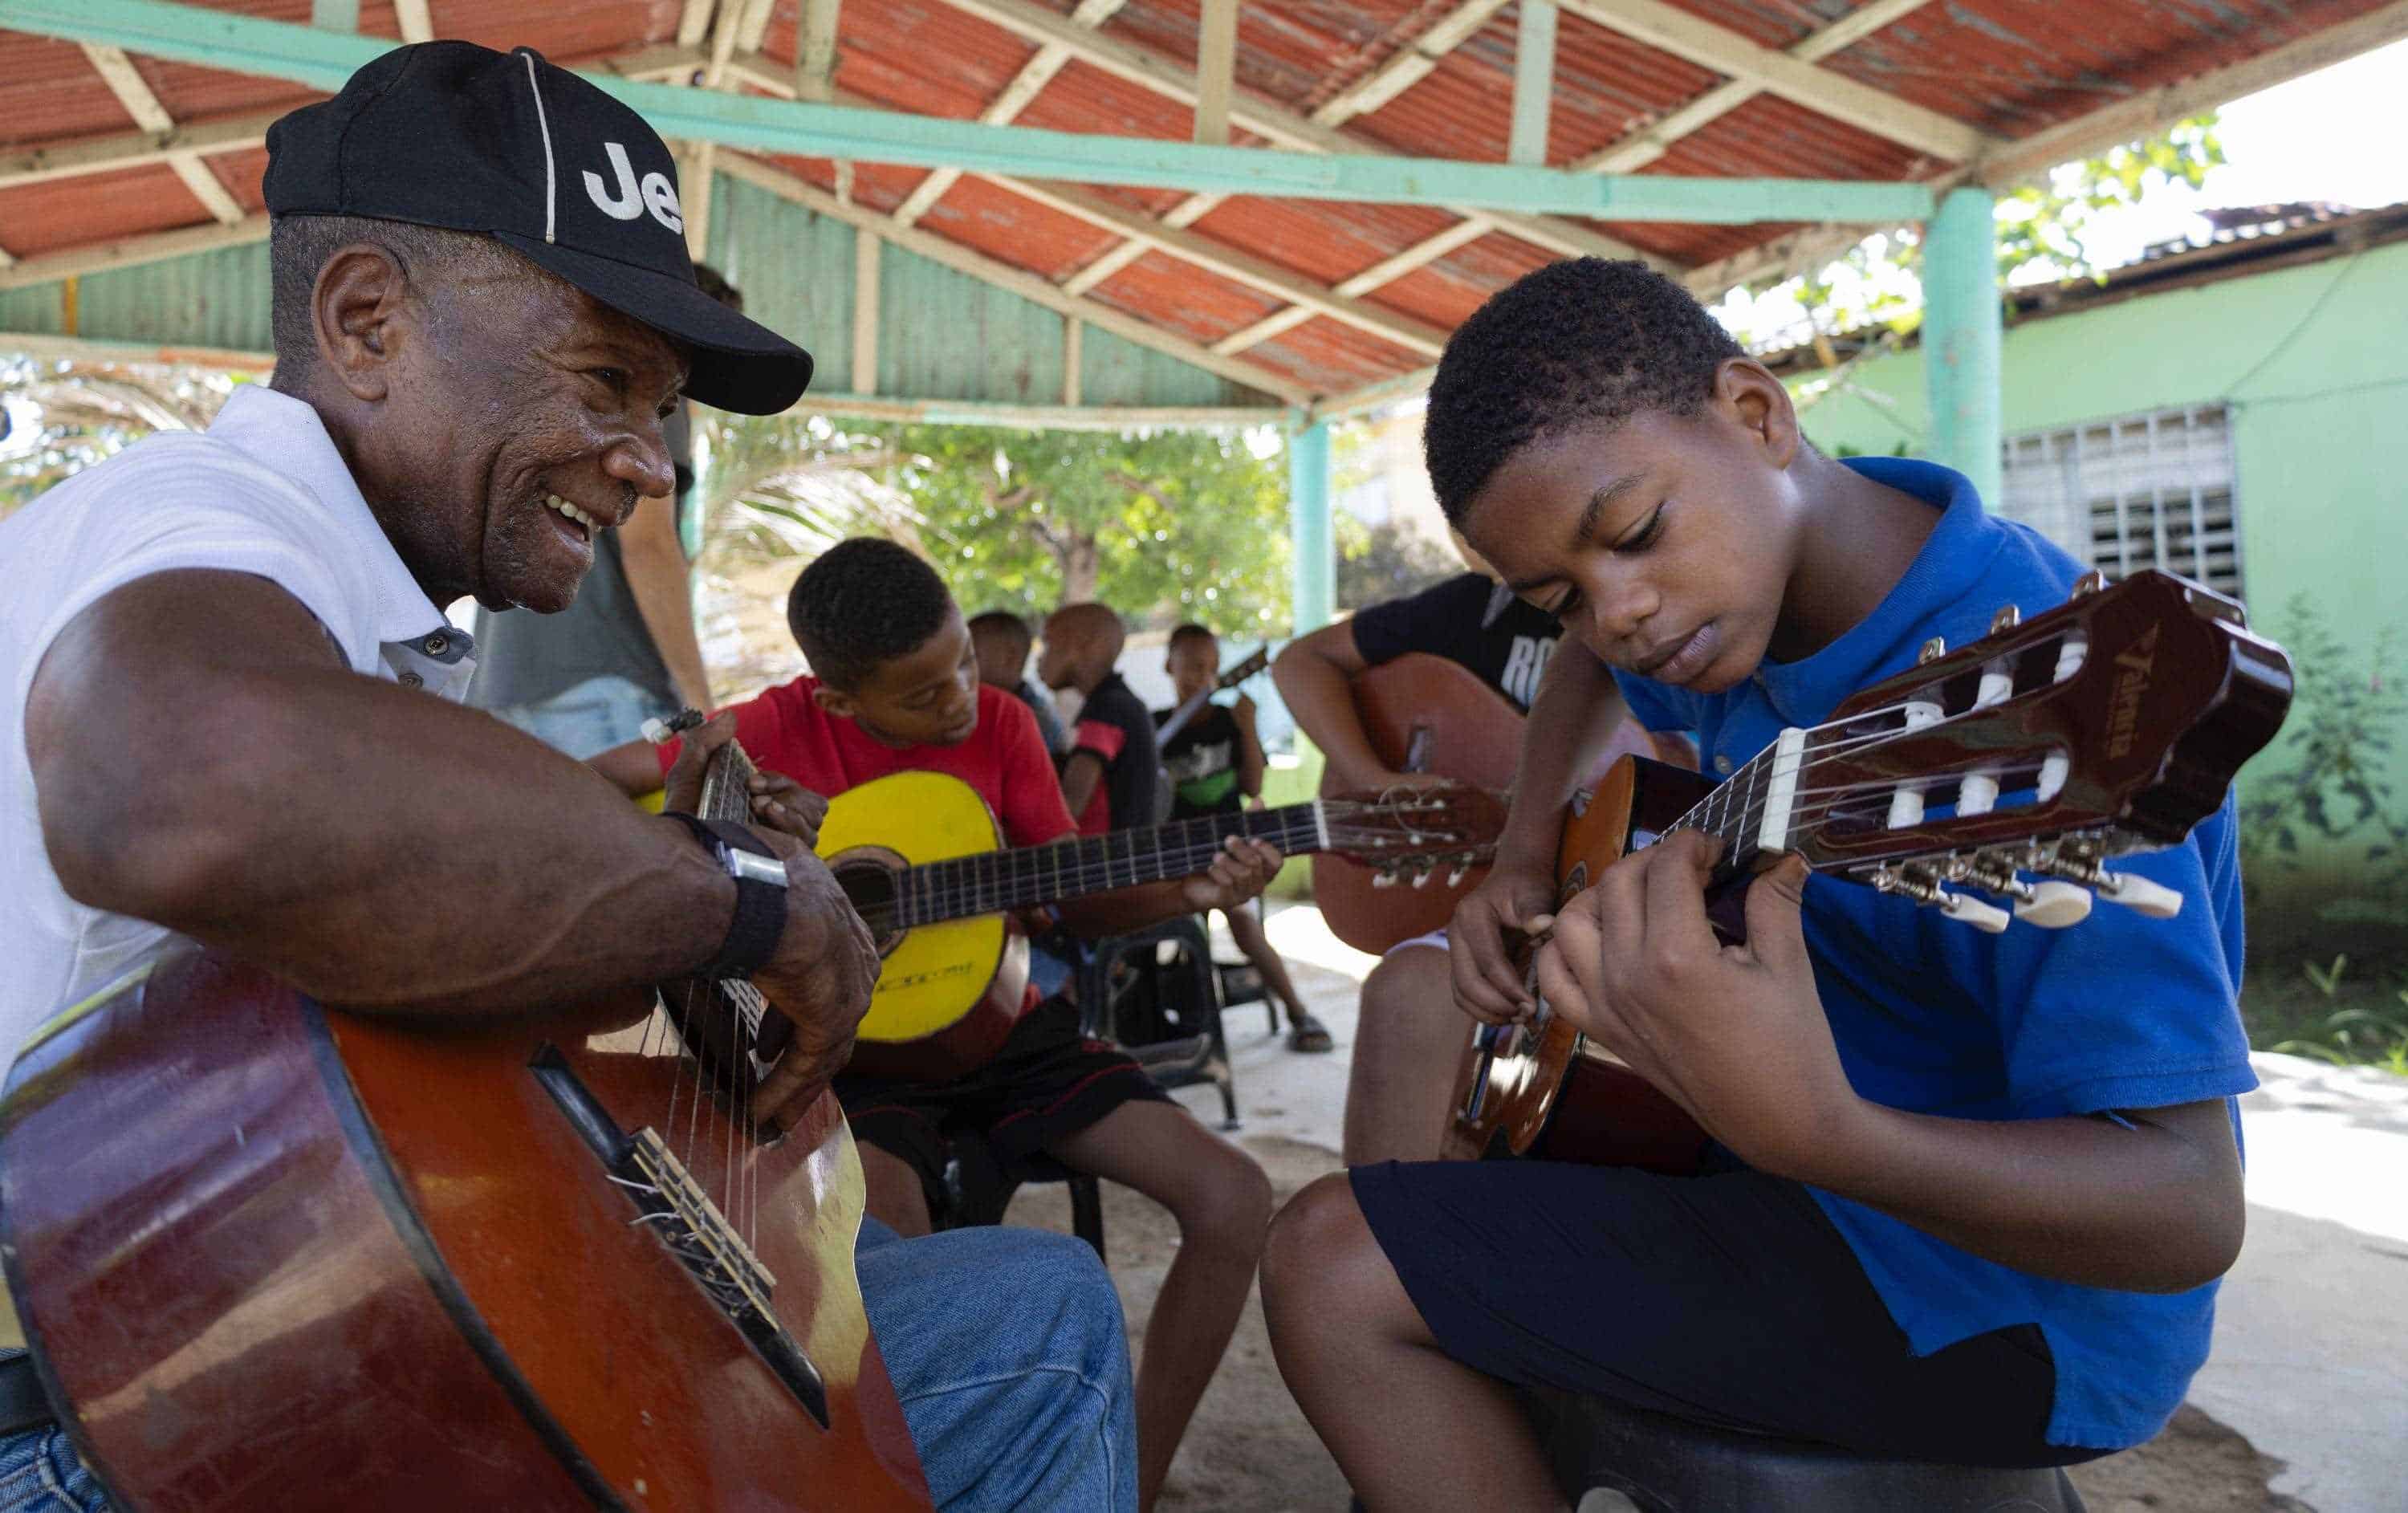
267, 214, 532, 380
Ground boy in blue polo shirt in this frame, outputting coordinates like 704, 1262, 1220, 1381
1259, 258, 2253, 1511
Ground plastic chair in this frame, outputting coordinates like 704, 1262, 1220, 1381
1078, 917, 1240, 1132
1519, 1385, 2089, 1513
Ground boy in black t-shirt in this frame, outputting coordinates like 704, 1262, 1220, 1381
1276, 560, 1678, 1164
1158, 624, 1328, 1052
1039, 601, 1161, 834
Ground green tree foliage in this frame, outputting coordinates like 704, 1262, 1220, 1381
1336, 515, 1458, 611
0, 357, 240, 519
1771, 117, 2225, 362
702, 416, 1291, 629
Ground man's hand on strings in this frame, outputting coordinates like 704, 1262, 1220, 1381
747, 828, 881, 1129
1531, 831, 1855, 1177
659, 711, 827, 844
1178, 836, 1284, 914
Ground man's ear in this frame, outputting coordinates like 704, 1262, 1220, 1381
811, 682, 858, 720
1715, 357, 1801, 470
312, 244, 413, 403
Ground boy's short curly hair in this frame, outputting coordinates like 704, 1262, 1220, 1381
787, 538, 955, 689
1166, 622, 1218, 651
1424, 258, 1743, 522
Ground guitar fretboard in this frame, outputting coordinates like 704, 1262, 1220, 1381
871, 803, 1325, 931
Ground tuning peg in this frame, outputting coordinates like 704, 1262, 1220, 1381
1938, 890, 2011, 933
1371, 868, 1399, 889
1990, 604, 2021, 633
2011, 881, 2093, 929
1446, 860, 1474, 887
2098, 872, 2183, 919
2070, 569, 2106, 599
1410, 866, 1436, 889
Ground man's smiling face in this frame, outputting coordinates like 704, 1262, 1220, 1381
367, 260, 685, 614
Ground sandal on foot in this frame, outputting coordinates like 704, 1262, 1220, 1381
1285, 1012, 1335, 1053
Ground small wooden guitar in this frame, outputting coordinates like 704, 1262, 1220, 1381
822, 770, 1505, 1080
1449, 570, 2295, 1169
0, 737, 934, 1510
1312, 653, 1670, 955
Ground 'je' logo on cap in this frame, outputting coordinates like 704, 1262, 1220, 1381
583, 142, 684, 234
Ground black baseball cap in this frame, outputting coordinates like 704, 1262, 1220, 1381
264, 41, 811, 415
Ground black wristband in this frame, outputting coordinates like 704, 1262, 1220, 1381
665, 812, 789, 979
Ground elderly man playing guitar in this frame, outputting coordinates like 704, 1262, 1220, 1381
0, 43, 1134, 1513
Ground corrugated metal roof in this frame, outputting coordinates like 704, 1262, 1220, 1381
0, 0, 2398, 413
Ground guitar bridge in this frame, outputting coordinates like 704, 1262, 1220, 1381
529, 1046, 830, 1430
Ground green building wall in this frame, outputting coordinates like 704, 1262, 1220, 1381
1791, 238, 2408, 937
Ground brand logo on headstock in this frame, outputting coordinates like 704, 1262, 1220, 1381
2106, 623, 2162, 759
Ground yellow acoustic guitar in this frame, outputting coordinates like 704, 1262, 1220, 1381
817, 770, 1503, 1080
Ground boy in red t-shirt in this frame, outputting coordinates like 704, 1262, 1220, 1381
600, 539, 1278, 1511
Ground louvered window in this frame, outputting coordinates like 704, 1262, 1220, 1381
1997, 405, 2243, 600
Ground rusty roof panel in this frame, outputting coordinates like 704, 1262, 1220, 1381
1190, 196, 1465, 287
1104, 0, 1432, 115
822, 0, 1040, 120
207, 147, 271, 214
1088, 248, 1285, 345
1824, 0, 2399, 139
0, 164, 212, 256
1247, 312, 1428, 394
0, 31, 166, 148
922, 174, 1125, 283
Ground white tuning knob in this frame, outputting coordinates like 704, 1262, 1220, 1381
2012, 881, 2093, 929
2101, 872, 2184, 919
1371, 869, 1399, 889
1939, 890, 2011, 933
1410, 868, 1435, 889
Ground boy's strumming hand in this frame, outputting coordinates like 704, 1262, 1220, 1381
1532, 831, 1859, 1179
1449, 860, 1558, 1025
1179, 835, 1284, 914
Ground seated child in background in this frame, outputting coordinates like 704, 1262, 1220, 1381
600, 539, 1279, 1513
1259, 258, 2253, 1512
1157, 622, 1330, 1053
967, 607, 1071, 757
1036, 601, 1159, 835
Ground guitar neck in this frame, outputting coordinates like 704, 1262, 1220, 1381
884, 803, 1326, 929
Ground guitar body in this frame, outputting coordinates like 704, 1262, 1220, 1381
821, 767, 1504, 1080
0, 949, 933, 1512
1446, 756, 1714, 1171
1315, 654, 1523, 954
822, 770, 1030, 1081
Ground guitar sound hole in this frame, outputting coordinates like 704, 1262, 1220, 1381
831, 852, 909, 956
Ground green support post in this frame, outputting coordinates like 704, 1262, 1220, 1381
1922, 185, 2003, 505
1289, 417, 1334, 637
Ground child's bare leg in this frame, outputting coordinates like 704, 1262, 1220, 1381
1343, 945, 1467, 1165
1262, 1173, 1568, 1512
1222, 901, 1310, 1027
1048, 1101, 1274, 1510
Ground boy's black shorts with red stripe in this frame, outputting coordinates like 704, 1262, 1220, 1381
836, 998, 1169, 1211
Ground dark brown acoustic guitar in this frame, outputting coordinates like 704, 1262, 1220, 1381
0, 735, 934, 1511
1312, 651, 1670, 956
1449, 570, 2294, 1171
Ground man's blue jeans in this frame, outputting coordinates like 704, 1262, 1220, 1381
0, 1221, 1136, 1512
487, 673, 677, 761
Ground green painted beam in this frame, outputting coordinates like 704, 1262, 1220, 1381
1289, 417, 1335, 636
0, 0, 1937, 226
1922, 185, 2003, 504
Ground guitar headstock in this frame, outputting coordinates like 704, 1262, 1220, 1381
1755, 570, 2292, 933
1320, 783, 1509, 889
1219, 645, 1271, 689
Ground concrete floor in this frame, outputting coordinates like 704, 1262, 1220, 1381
1164, 903, 2408, 1513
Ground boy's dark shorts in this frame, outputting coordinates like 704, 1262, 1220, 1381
836, 998, 1169, 1212
1352, 1157, 2112, 1470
